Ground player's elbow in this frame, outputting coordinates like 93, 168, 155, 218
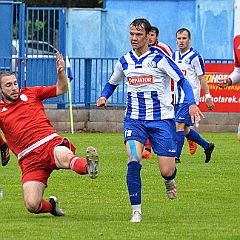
56, 73, 68, 95
56, 84, 68, 96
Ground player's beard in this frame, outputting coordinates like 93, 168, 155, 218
1, 90, 19, 103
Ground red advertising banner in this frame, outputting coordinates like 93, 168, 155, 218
199, 63, 240, 112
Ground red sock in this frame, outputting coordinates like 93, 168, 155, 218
69, 156, 87, 175
145, 138, 152, 150
0, 135, 5, 146
35, 200, 52, 214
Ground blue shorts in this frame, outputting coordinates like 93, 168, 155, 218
174, 103, 194, 127
124, 117, 176, 157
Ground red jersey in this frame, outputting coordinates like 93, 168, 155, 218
154, 41, 174, 94
233, 35, 240, 67
155, 41, 173, 57
0, 86, 57, 156
229, 35, 240, 84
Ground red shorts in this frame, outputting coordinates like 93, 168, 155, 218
18, 136, 76, 185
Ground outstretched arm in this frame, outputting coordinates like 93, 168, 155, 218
56, 52, 68, 96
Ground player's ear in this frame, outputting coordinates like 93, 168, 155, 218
146, 32, 150, 42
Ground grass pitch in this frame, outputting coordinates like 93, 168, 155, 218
0, 132, 240, 239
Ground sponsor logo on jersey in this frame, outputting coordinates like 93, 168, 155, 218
128, 75, 153, 85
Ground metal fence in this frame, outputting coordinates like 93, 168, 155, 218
0, 56, 234, 108
63, 57, 127, 109
0, 3, 67, 104
62, 57, 234, 109
0, 2, 235, 109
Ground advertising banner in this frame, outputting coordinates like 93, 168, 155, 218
199, 63, 240, 112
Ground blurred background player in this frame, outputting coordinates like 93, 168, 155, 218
218, 34, 240, 140
142, 26, 173, 159
172, 28, 215, 163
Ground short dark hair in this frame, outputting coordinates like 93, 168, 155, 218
150, 26, 159, 37
176, 28, 191, 38
130, 18, 152, 34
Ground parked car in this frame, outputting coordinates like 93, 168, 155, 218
12, 39, 58, 73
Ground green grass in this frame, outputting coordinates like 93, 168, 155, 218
0, 132, 240, 239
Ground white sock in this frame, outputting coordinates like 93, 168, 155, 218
132, 204, 141, 214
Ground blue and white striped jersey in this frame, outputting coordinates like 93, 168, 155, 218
172, 47, 205, 105
107, 46, 187, 120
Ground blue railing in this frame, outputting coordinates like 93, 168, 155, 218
64, 57, 127, 109
65, 58, 234, 109
0, 57, 234, 109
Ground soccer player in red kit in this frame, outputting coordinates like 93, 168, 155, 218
218, 34, 240, 140
0, 53, 99, 216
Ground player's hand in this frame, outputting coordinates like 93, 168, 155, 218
206, 98, 215, 111
56, 52, 65, 73
218, 76, 231, 88
189, 104, 205, 124
97, 97, 108, 107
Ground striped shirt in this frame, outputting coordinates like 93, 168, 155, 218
172, 47, 205, 105
107, 46, 186, 120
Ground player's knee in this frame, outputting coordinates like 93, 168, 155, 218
24, 199, 39, 213
161, 166, 177, 180
55, 146, 74, 168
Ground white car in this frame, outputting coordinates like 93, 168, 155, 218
12, 39, 58, 73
